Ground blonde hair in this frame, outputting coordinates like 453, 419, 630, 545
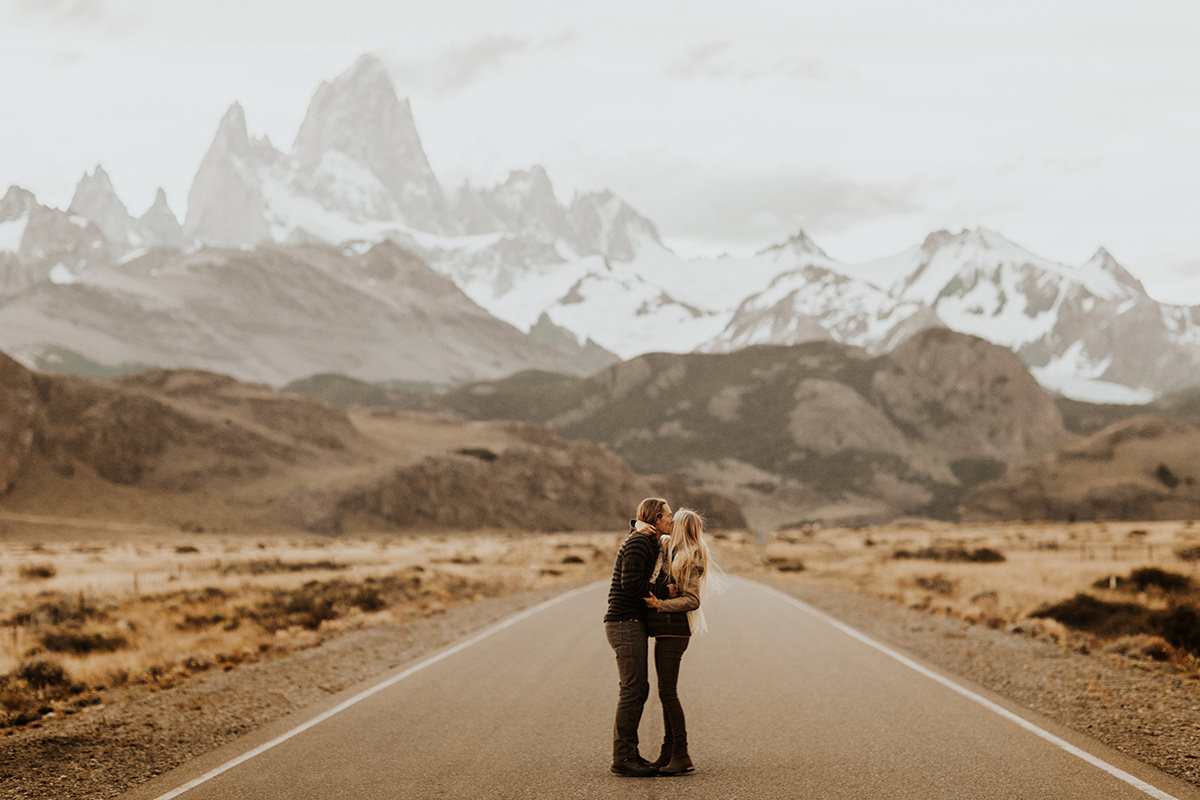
665, 508, 708, 594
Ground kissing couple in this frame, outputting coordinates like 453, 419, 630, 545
603, 497, 717, 778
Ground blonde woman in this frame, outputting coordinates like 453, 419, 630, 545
643, 508, 711, 776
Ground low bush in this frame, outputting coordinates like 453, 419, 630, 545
1175, 545, 1200, 562
766, 556, 806, 572
1032, 594, 1153, 639
244, 578, 394, 631
1105, 635, 1175, 661
1033, 593, 1200, 657
6, 592, 106, 627
40, 627, 129, 655
19, 563, 57, 580
221, 559, 346, 576
1093, 567, 1192, 594
17, 658, 70, 691
914, 574, 957, 596
892, 546, 1006, 563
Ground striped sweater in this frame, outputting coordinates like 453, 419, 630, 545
603, 529, 659, 623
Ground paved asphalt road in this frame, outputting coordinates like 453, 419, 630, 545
121, 578, 1200, 800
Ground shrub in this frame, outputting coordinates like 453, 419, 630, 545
1129, 567, 1191, 593
1157, 605, 1200, 656
915, 574, 957, 596
1031, 594, 1152, 639
221, 559, 346, 576
40, 627, 129, 655
1105, 635, 1175, 662
19, 563, 56, 580
355, 585, 386, 613
17, 659, 70, 691
766, 556, 806, 572
455, 447, 497, 461
1155, 464, 1181, 489
1094, 567, 1192, 594
892, 546, 1006, 563
6, 593, 104, 627
1175, 545, 1200, 562
1033, 594, 1200, 657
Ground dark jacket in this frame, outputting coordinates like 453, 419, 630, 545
603, 528, 659, 623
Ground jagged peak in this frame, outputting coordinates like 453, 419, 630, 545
495, 166, 558, 200
213, 102, 250, 152
75, 164, 115, 192
0, 185, 37, 221
757, 228, 829, 259
140, 187, 178, 222
922, 226, 999, 249
1083, 246, 1145, 293
70, 163, 130, 218
342, 52, 392, 87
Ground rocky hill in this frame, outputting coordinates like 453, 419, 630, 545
290, 329, 1068, 527
0, 351, 726, 534
960, 415, 1200, 522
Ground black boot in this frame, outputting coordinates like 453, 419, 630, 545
651, 736, 672, 769
659, 734, 693, 775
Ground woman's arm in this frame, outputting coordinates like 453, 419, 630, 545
645, 571, 700, 612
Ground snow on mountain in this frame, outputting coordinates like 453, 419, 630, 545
0, 187, 34, 253
185, 55, 451, 247
11, 51, 1200, 403
453, 166, 573, 241
0, 184, 113, 294
293, 53, 447, 232
0, 240, 611, 385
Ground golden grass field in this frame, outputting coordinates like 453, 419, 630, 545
4, 517, 1200, 728
765, 519, 1200, 671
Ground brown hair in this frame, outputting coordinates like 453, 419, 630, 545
634, 497, 669, 528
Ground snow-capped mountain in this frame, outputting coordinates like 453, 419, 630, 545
8, 51, 1200, 402
0, 184, 113, 293
0, 239, 613, 385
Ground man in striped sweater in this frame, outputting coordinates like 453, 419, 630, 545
604, 497, 674, 777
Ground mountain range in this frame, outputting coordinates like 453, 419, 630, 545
2, 53, 1198, 401
287, 328, 1070, 527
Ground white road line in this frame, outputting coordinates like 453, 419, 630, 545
150, 582, 600, 800
756, 580, 1181, 800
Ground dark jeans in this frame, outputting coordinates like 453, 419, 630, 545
605, 620, 649, 761
654, 636, 690, 746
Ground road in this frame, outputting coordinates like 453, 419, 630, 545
120, 578, 1200, 800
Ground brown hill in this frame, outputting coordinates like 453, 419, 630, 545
295, 329, 1067, 527
960, 415, 1200, 521
0, 351, 731, 534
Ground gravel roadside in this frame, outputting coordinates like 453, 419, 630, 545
6, 574, 1200, 798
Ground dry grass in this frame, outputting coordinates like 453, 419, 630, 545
764, 519, 1200, 670
0, 528, 631, 728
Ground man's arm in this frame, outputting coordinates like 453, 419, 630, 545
619, 539, 654, 601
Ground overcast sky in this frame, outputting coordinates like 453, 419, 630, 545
3, 0, 1199, 301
